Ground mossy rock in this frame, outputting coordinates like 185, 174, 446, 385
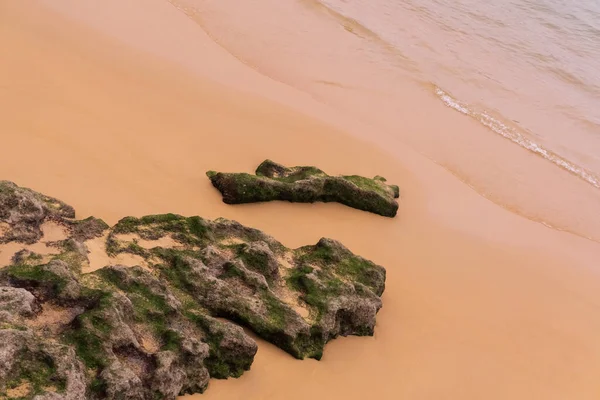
0, 181, 75, 244
207, 160, 400, 217
0, 181, 387, 399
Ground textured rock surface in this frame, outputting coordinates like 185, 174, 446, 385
0, 181, 75, 244
0, 182, 386, 399
207, 160, 400, 217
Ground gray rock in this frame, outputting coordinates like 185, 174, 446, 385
100, 361, 145, 400
0, 329, 27, 383
0, 182, 387, 398
0, 181, 75, 244
0, 330, 87, 399
150, 351, 186, 398
69, 217, 109, 241
0, 287, 37, 317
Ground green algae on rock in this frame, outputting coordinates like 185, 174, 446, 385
207, 160, 400, 217
0, 181, 386, 399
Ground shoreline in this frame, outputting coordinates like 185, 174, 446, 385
2, 1, 600, 399
158, 0, 600, 243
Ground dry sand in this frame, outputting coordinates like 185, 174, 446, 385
1, 1, 600, 399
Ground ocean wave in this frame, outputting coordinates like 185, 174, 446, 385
434, 86, 600, 189
301, 0, 419, 72
545, 66, 600, 96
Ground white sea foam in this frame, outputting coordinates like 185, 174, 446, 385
319, 0, 600, 191
435, 87, 600, 189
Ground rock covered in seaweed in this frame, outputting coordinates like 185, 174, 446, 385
0, 181, 75, 244
207, 160, 400, 217
107, 214, 385, 360
0, 181, 386, 399
0, 181, 108, 246
0, 254, 257, 399
0, 329, 88, 399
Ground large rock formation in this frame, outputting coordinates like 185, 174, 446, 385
207, 160, 400, 217
0, 181, 386, 399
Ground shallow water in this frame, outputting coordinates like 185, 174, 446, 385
321, 0, 600, 186
162, 0, 600, 241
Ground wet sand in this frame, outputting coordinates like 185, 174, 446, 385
1, 1, 600, 399
165, 0, 600, 242
0, 222, 68, 267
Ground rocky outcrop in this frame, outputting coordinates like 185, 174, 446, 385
0, 182, 386, 399
0, 287, 37, 319
107, 214, 385, 360
207, 160, 400, 217
0, 181, 75, 244
0, 329, 88, 399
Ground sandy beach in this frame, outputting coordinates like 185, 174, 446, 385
2, 0, 600, 399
